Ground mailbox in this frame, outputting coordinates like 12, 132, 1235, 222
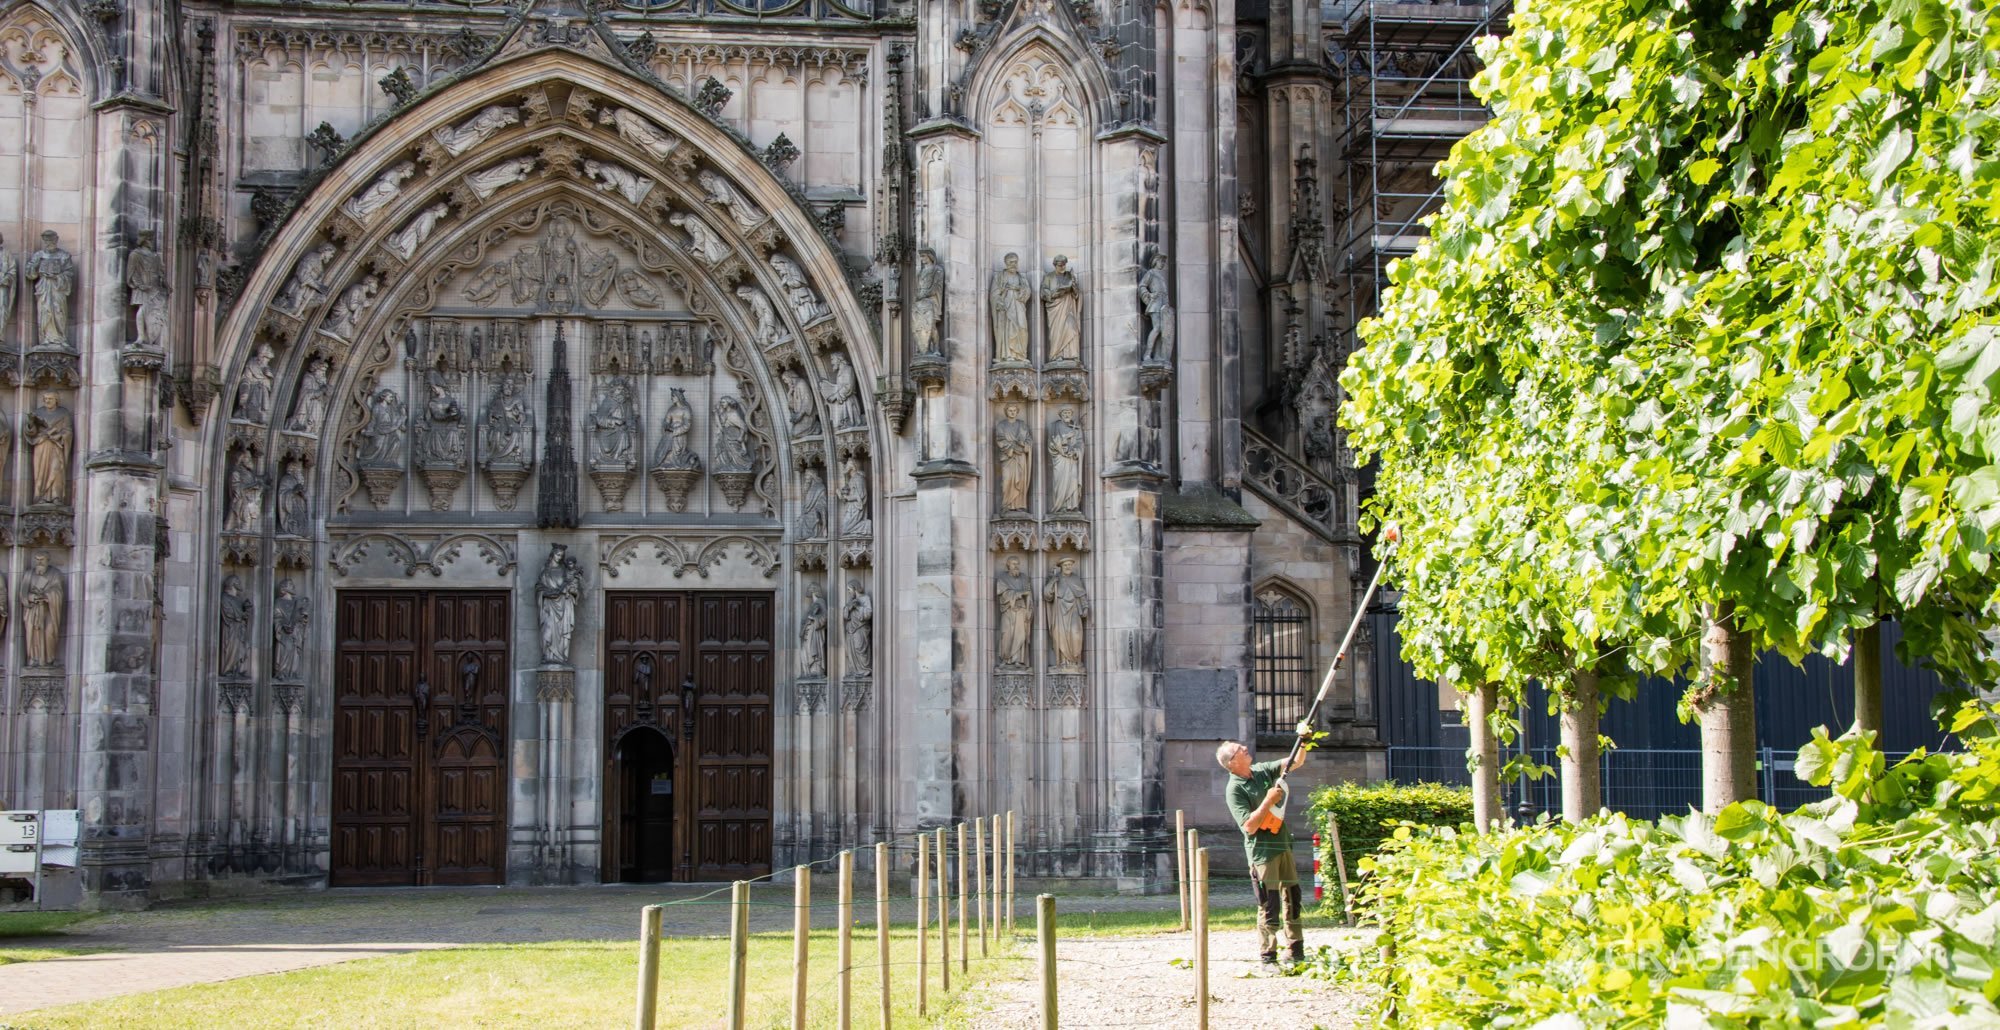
39, 810, 78, 869
0, 811, 39, 875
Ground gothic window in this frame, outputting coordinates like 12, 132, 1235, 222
1253, 586, 1313, 738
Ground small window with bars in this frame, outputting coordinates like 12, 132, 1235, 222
1253, 587, 1313, 738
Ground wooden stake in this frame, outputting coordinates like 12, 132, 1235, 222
728, 881, 750, 1030
876, 842, 892, 1029
937, 827, 950, 993
838, 850, 854, 1030
1036, 893, 1058, 1030
1006, 811, 1016, 936
1175, 809, 1188, 931
917, 833, 929, 1016
792, 866, 810, 1030
974, 816, 988, 957
1186, 827, 1200, 938
635, 904, 663, 1030
991, 814, 1003, 942
1195, 849, 1210, 1030
957, 822, 969, 974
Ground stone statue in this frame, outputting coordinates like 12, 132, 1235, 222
278, 243, 337, 311
343, 162, 417, 221
272, 578, 309, 681
670, 211, 730, 265
127, 230, 170, 351
0, 570, 8, 652
990, 252, 1031, 363
822, 352, 864, 430
219, 574, 253, 677
653, 387, 698, 469
589, 376, 638, 466
1047, 406, 1084, 514
386, 202, 451, 261
1139, 252, 1175, 363
912, 249, 945, 357
842, 581, 874, 677
799, 581, 827, 676
1042, 255, 1082, 365
276, 459, 310, 536
466, 156, 536, 199
738, 285, 791, 348
1044, 557, 1090, 671
698, 170, 764, 229
714, 396, 755, 472
24, 230, 73, 349
996, 555, 1034, 670
417, 370, 467, 466
433, 104, 519, 156
225, 448, 264, 531
357, 387, 407, 466
481, 372, 534, 466
0, 232, 17, 338
20, 551, 64, 669
781, 366, 820, 437
325, 276, 380, 339
600, 108, 682, 164
536, 544, 585, 666
770, 254, 829, 325
23, 391, 72, 506
995, 402, 1034, 513
236, 344, 277, 424
287, 357, 333, 434
837, 457, 871, 537
798, 470, 828, 538
586, 159, 654, 206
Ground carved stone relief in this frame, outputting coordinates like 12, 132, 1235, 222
837, 457, 871, 538
535, 544, 585, 666
344, 162, 417, 222
770, 254, 829, 326
912, 249, 944, 357
25, 230, 74, 350
991, 253, 1031, 364
24, 390, 72, 507
432, 104, 520, 158
218, 574, 252, 677
1139, 252, 1175, 365
1041, 256, 1082, 366
272, 578, 309, 682
842, 580, 873, 677
1046, 406, 1084, 515
126, 230, 170, 352
821, 352, 863, 430
20, 550, 62, 669
799, 580, 827, 677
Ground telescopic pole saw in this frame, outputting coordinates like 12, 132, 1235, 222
1279, 527, 1397, 925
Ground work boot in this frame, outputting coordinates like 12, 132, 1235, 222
1259, 952, 1278, 968
1288, 944, 1307, 968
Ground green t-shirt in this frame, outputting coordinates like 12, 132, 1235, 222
1226, 759, 1294, 866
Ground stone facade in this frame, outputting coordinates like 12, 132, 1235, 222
0, 0, 1387, 905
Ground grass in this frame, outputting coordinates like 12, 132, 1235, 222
0, 911, 102, 966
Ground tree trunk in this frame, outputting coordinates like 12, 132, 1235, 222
1467, 681, 1503, 831
1697, 604, 1759, 812
1560, 667, 1602, 822
1853, 622, 1883, 736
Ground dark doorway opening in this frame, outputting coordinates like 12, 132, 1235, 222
614, 728, 676, 883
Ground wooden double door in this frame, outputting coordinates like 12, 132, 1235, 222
603, 592, 773, 883
331, 591, 510, 887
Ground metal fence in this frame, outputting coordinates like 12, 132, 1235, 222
1387, 745, 1912, 821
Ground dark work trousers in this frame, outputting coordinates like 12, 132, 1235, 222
1251, 853, 1304, 959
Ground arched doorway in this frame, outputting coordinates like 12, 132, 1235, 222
610, 726, 676, 883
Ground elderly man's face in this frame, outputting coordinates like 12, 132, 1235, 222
1223, 744, 1252, 778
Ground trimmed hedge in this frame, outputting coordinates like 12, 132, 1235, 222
1308, 780, 1474, 883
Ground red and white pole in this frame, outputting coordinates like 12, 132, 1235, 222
1311, 833, 1323, 903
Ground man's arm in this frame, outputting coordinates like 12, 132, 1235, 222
1241, 785, 1285, 835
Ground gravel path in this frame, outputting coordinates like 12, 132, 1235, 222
968, 929, 1369, 1029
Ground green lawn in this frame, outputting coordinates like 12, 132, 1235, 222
0, 911, 100, 966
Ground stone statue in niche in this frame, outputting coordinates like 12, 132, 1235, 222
126, 230, 170, 351
698, 171, 764, 229
24, 391, 72, 507
842, 581, 874, 677
588, 375, 638, 466
837, 457, 871, 537
995, 402, 1033, 514
1044, 557, 1090, 672
912, 249, 945, 357
536, 543, 586, 666
24, 230, 74, 350
599, 108, 682, 165
739, 286, 792, 349
287, 357, 333, 434
357, 387, 407, 467
466, 156, 536, 200
387, 202, 451, 261
0, 232, 18, 338
586, 159, 654, 206
276, 459, 310, 537
324, 276, 381, 339
1042, 255, 1082, 365
990, 253, 1031, 364
996, 554, 1034, 670
277, 243, 337, 312
780, 366, 820, 437
218, 574, 253, 678
272, 578, 310, 681
344, 162, 417, 221
432, 104, 519, 157
20, 550, 64, 669
670, 211, 730, 265
225, 448, 264, 531
770, 254, 830, 325
713, 397, 755, 472
799, 581, 827, 676
1047, 406, 1085, 514
1138, 252, 1175, 364
481, 372, 535, 465
653, 388, 699, 470
234, 344, 276, 424
821, 352, 864, 430
798, 470, 828, 538
416, 371, 468, 466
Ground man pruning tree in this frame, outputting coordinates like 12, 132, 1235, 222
1217, 725, 1313, 968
